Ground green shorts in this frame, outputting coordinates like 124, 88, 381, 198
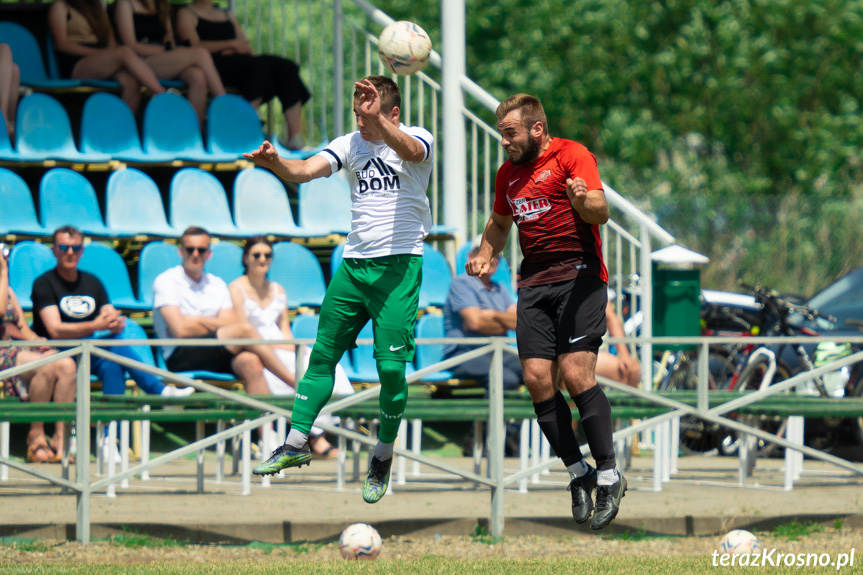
315, 254, 423, 362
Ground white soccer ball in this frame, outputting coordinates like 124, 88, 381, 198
378, 20, 432, 76
339, 523, 382, 560
719, 529, 762, 555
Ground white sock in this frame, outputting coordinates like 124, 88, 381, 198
567, 460, 591, 480
374, 441, 394, 461
286, 429, 309, 450
597, 468, 620, 486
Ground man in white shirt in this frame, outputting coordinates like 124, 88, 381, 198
153, 226, 298, 393
245, 76, 433, 504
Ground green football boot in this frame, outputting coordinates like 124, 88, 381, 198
252, 443, 311, 476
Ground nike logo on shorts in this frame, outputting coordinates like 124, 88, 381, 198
568, 335, 587, 344
389, 344, 405, 351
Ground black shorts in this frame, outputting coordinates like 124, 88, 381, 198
165, 333, 235, 374
516, 276, 607, 359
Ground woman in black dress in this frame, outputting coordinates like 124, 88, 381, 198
176, 0, 311, 150
114, 0, 227, 129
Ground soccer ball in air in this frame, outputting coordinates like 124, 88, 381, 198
718, 529, 762, 555
378, 20, 432, 76
339, 523, 382, 560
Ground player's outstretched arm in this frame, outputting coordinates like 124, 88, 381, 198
244, 141, 331, 183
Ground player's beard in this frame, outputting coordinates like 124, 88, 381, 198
508, 136, 541, 166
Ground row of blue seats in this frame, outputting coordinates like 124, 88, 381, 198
119, 311, 459, 385
0, 166, 352, 239
0, 20, 185, 93
0, 91, 312, 164
8, 238, 458, 312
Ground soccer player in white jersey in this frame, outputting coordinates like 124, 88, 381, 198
244, 76, 433, 504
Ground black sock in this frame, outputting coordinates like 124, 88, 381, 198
574, 385, 616, 471
533, 391, 583, 467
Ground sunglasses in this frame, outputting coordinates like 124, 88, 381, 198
250, 252, 273, 261
183, 246, 210, 256
57, 244, 83, 254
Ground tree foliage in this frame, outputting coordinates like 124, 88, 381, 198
377, 0, 863, 293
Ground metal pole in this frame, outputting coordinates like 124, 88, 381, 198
488, 340, 505, 537
332, 0, 344, 137
697, 340, 709, 413
441, 0, 467, 245
75, 342, 92, 544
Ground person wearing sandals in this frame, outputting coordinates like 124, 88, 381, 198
228, 236, 351, 459
113, 0, 227, 130
0, 245, 76, 463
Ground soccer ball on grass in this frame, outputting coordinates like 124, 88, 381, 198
718, 529, 762, 555
339, 523, 382, 560
378, 20, 432, 76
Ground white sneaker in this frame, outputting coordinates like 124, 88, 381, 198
161, 385, 195, 397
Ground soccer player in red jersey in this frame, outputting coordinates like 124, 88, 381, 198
467, 93, 625, 530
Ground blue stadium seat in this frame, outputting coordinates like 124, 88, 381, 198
233, 167, 308, 236
296, 172, 352, 235
78, 242, 149, 311
290, 313, 353, 372
16, 94, 110, 162
330, 241, 345, 278
105, 168, 178, 238
413, 313, 455, 382
269, 242, 326, 308
8, 241, 55, 310
0, 22, 82, 90
137, 241, 181, 308
80, 93, 149, 162
207, 94, 264, 157
169, 168, 242, 237
142, 93, 234, 162
206, 241, 243, 285
0, 168, 47, 236
39, 168, 111, 236
454, 242, 517, 300
349, 320, 416, 383
419, 243, 452, 309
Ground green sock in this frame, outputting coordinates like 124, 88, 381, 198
377, 359, 408, 443
289, 345, 339, 436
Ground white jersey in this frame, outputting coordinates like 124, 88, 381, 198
319, 124, 434, 258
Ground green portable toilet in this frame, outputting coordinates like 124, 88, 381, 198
651, 245, 709, 351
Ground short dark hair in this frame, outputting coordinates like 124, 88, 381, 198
52, 225, 83, 244
496, 93, 548, 134
242, 235, 272, 274
353, 75, 401, 114
181, 226, 211, 244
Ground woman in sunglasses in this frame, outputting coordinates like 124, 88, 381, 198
228, 236, 352, 459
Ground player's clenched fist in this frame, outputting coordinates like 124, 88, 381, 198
565, 176, 588, 208
465, 255, 491, 278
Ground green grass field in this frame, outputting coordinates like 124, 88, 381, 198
5, 556, 863, 575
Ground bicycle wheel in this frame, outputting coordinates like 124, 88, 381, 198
735, 356, 792, 457
672, 350, 738, 456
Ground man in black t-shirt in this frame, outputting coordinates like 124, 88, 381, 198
32, 226, 192, 398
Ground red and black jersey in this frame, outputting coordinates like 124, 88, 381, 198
493, 137, 608, 287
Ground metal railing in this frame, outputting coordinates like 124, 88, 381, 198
2, 334, 863, 542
